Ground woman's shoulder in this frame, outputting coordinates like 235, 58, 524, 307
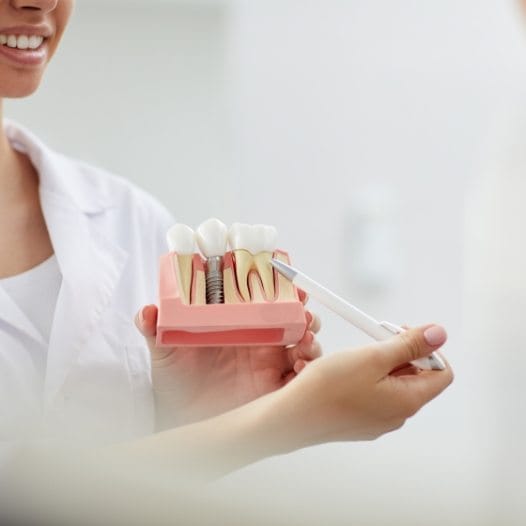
61, 154, 173, 221
5, 119, 175, 228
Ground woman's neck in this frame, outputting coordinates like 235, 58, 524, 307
0, 100, 54, 278
0, 100, 39, 206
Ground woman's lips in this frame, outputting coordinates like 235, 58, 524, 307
0, 42, 47, 67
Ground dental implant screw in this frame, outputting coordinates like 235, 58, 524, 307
205, 256, 224, 304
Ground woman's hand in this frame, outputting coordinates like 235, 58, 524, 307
261, 325, 453, 450
135, 303, 322, 429
121, 325, 453, 478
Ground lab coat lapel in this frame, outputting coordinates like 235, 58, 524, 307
0, 286, 46, 345
40, 189, 128, 406
4, 121, 130, 407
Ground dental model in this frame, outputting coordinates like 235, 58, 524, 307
156, 218, 307, 347
228, 223, 278, 302
196, 218, 228, 305
166, 224, 196, 305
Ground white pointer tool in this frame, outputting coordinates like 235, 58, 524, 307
270, 259, 446, 371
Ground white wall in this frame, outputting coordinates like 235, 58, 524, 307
6, 0, 233, 227
6, 0, 526, 523
221, 1, 526, 524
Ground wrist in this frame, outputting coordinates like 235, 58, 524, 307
240, 380, 318, 458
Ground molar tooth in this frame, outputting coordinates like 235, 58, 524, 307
223, 253, 243, 304
228, 223, 255, 302
253, 225, 278, 300
248, 271, 266, 303
229, 223, 278, 302
273, 252, 297, 302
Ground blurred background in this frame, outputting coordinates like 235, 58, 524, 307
6, 0, 526, 523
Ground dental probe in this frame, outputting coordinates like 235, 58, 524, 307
270, 259, 446, 371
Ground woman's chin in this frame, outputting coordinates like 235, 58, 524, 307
0, 72, 45, 99
1, 83, 42, 99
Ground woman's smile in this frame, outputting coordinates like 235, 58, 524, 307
0, 26, 50, 67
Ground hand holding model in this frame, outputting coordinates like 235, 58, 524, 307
128, 323, 452, 478
137, 219, 322, 428
136, 302, 322, 428
130, 219, 453, 478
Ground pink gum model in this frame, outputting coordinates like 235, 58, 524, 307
156, 250, 307, 347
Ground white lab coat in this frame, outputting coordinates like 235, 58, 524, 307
0, 121, 174, 447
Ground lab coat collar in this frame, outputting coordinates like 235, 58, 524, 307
0, 287, 46, 346
4, 119, 113, 214
3, 120, 129, 405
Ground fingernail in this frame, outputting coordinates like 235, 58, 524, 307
424, 326, 447, 346
139, 307, 146, 325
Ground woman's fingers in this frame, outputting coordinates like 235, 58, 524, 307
294, 360, 307, 374
286, 331, 323, 369
135, 304, 158, 345
373, 325, 448, 376
393, 361, 454, 409
298, 288, 309, 305
306, 311, 321, 334
389, 364, 421, 377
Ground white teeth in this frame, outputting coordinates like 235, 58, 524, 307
28, 35, 43, 50
166, 224, 196, 254
196, 218, 228, 258
228, 223, 277, 255
17, 35, 28, 49
254, 224, 278, 254
0, 34, 44, 50
229, 223, 278, 302
228, 223, 260, 255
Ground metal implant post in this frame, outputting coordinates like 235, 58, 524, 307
205, 256, 224, 304
196, 218, 229, 305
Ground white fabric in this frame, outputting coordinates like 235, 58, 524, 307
0, 120, 174, 447
1, 255, 61, 379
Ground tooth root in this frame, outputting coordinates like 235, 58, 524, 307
248, 271, 266, 303
273, 252, 297, 302
233, 250, 253, 302
224, 267, 243, 304
254, 252, 275, 301
175, 254, 193, 305
191, 256, 207, 305
223, 253, 243, 304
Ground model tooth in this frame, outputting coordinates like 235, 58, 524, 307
229, 222, 260, 254
167, 224, 196, 254
229, 223, 278, 302
273, 251, 296, 302
192, 257, 207, 305
166, 224, 196, 305
223, 253, 243, 304
248, 271, 266, 303
196, 218, 228, 258
228, 223, 255, 302
253, 225, 278, 300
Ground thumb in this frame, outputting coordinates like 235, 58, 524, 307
135, 304, 158, 347
377, 325, 448, 373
